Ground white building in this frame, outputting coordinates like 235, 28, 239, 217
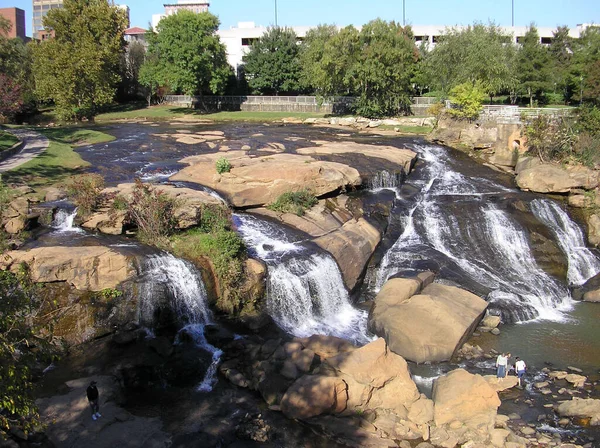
152, 0, 209, 30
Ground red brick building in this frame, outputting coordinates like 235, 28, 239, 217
0, 7, 27, 41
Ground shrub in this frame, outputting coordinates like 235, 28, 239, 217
65, 173, 105, 216
215, 157, 231, 174
447, 81, 487, 120
543, 92, 565, 105
523, 115, 577, 163
267, 190, 318, 216
126, 179, 177, 243
575, 105, 600, 137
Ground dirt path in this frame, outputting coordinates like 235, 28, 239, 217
0, 128, 49, 172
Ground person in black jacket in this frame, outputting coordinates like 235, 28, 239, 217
86, 381, 101, 420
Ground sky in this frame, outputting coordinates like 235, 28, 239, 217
4, 0, 599, 38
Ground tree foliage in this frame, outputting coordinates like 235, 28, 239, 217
139, 11, 231, 98
0, 265, 54, 439
426, 23, 516, 101
300, 20, 417, 118
242, 27, 303, 95
517, 25, 551, 107
447, 81, 487, 120
117, 41, 147, 101
0, 17, 35, 121
31, 0, 127, 120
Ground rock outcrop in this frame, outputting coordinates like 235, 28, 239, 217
171, 152, 361, 208
0, 246, 137, 291
516, 164, 599, 193
557, 398, 600, 426
369, 278, 488, 363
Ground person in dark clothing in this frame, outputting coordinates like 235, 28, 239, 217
86, 381, 101, 420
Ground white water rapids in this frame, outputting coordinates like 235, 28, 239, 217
140, 253, 221, 392
234, 213, 371, 344
376, 143, 598, 323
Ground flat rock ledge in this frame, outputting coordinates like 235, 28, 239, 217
368, 276, 488, 363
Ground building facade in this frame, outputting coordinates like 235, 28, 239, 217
0, 7, 26, 41
32, 0, 62, 40
152, 0, 209, 29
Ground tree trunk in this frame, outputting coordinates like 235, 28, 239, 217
528, 87, 533, 108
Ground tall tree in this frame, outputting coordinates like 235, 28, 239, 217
427, 23, 516, 102
31, 0, 127, 120
548, 26, 574, 103
572, 26, 600, 104
517, 25, 551, 107
117, 41, 146, 101
242, 27, 303, 95
349, 20, 418, 117
139, 11, 231, 99
299, 24, 341, 97
0, 17, 35, 121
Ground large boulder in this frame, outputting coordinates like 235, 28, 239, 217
280, 375, 348, 420
369, 280, 488, 363
0, 246, 136, 291
588, 213, 600, 247
319, 338, 420, 415
557, 398, 600, 425
433, 369, 501, 430
313, 218, 381, 290
293, 334, 356, 360
516, 164, 599, 193
171, 152, 362, 208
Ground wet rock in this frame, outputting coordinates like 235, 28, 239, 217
294, 334, 355, 360
290, 348, 315, 373
568, 366, 584, 374
280, 375, 348, 419
566, 374, 587, 388
490, 328, 501, 335
280, 360, 299, 380
481, 314, 501, 329
521, 426, 536, 435
484, 375, 519, 392
516, 164, 597, 193
536, 381, 550, 389
258, 373, 291, 406
235, 413, 271, 443
550, 371, 569, 380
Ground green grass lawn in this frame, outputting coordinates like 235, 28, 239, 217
0, 130, 20, 152
95, 105, 327, 122
2, 127, 114, 189
377, 124, 434, 135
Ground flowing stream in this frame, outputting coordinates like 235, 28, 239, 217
234, 213, 371, 344
139, 253, 222, 392
376, 143, 585, 323
52, 208, 81, 232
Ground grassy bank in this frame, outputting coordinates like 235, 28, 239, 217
95, 105, 327, 123
0, 130, 19, 152
3, 127, 114, 189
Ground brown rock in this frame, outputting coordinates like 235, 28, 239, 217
4, 215, 27, 234
407, 394, 435, 425
0, 246, 136, 290
44, 186, 67, 202
369, 282, 487, 363
557, 398, 600, 425
433, 369, 501, 429
484, 375, 519, 392
280, 375, 348, 419
588, 214, 600, 246
516, 164, 592, 193
295, 335, 356, 359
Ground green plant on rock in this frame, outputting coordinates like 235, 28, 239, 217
65, 173, 105, 217
215, 157, 231, 174
125, 179, 178, 244
267, 190, 318, 216
97, 288, 122, 300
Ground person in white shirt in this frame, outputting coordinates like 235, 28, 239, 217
515, 357, 527, 387
496, 353, 508, 378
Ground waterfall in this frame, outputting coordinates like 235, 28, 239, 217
52, 208, 80, 232
234, 214, 371, 344
531, 199, 600, 286
368, 170, 401, 191
377, 144, 573, 323
139, 253, 221, 392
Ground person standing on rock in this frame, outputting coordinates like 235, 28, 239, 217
515, 357, 527, 387
87, 381, 102, 420
496, 352, 508, 378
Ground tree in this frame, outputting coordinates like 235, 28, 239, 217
31, 0, 127, 120
0, 264, 55, 439
350, 20, 418, 117
548, 26, 574, 103
572, 26, 600, 103
139, 11, 231, 99
242, 27, 303, 95
427, 23, 516, 102
299, 24, 341, 96
517, 25, 551, 107
447, 81, 487, 120
117, 41, 146, 101
0, 17, 35, 121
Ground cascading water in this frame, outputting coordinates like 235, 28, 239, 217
368, 170, 402, 191
377, 144, 574, 323
234, 214, 371, 344
52, 208, 81, 232
139, 253, 221, 391
530, 199, 600, 286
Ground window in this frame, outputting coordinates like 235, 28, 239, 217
541, 37, 552, 44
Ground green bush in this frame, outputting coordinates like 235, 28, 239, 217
65, 173, 105, 216
543, 92, 565, 105
267, 190, 318, 216
447, 81, 487, 120
575, 105, 600, 137
523, 115, 577, 163
215, 157, 231, 174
